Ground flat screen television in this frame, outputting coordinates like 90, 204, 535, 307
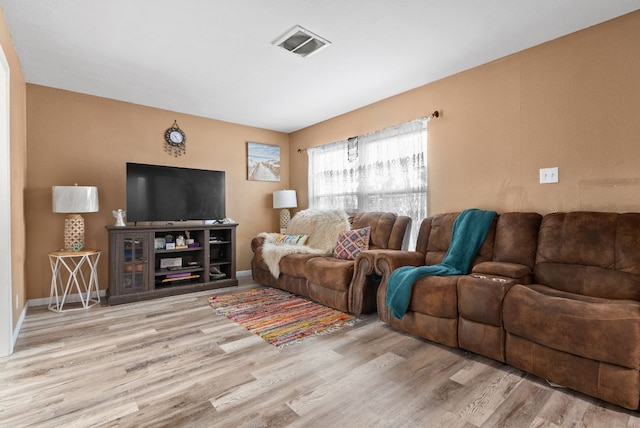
126, 162, 226, 223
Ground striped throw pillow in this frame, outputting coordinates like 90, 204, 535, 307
274, 234, 309, 245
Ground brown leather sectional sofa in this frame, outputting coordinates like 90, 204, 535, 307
375, 211, 640, 410
251, 211, 411, 315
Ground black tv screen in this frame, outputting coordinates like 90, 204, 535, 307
126, 163, 226, 223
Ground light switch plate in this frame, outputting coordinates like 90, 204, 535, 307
539, 167, 559, 184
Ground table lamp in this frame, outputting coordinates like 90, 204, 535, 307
273, 190, 297, 233
52, 184, 99, 251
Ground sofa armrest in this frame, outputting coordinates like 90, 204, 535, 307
251, 236, 265, 253
348, 251, 380, 315
355, 249, 391, 276
472, 261, 532, 283
374, 250, 425, 277
349, 249, 418, 315
349, 249, 424, 315
373, 250, 424, 322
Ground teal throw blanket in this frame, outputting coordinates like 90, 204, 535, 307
386, 209, 497, 319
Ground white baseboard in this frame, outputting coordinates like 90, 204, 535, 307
28, 289, 107, 308
236, 270, 251, 278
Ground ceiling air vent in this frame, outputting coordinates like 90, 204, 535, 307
272, 25, 331, 58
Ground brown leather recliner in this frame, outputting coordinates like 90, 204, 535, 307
503, 212, 640, 410
375, 212, 541, 349
251, 211, 411, 314
376, 212, 497, 348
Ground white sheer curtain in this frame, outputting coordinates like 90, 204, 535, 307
308, 120, 427, 249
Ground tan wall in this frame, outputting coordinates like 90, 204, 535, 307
20, 9, 640, 301
290, 11, 640, 217
26, 86, 289, 299
1, 7, 27, 328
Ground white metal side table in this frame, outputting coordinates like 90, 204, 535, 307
48, 249, 101, 312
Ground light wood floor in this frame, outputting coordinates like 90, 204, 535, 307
2, 278, 640, 427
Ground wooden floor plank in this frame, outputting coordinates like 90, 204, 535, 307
2, 279, 640, 427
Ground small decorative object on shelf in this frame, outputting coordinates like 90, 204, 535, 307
112, 209, 126, 227
164, 120, 186, 157
210, 266, 226, 280
165, 234, 175, 249
154, 237, 166, 250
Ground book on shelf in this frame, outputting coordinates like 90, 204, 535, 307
161, 274, 200, 283
165, 272, 192, 279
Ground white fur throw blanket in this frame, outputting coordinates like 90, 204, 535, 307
258, 209, 351, 278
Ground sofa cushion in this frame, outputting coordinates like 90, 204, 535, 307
305, 257, 355, 292
504, 284, 640, 369
492, 212, 541, 269
423, 212, 457, 265
279, 253, 324, 278
423, 212, 496, 267
534, 212, 640, 299
534, 263, 640, 301
334, 227, 370, 260
350, 212, 396, 249
407, 275, 459, 318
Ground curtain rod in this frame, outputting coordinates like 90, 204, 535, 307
297, 110, 439, 154
424, 110, 440, 121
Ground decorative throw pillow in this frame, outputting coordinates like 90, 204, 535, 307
274, 234, 309, 245
334, 227, 371, 260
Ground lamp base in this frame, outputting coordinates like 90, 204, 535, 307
64, 214, 85, 251
280, 208, 291, 234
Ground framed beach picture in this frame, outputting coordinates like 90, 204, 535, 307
247, 142, 280, 181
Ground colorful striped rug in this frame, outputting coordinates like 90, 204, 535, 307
208, 288, 356, 348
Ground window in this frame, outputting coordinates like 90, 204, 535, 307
308, 120, 427, 249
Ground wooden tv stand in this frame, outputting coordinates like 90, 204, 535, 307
106, 223, 238, 305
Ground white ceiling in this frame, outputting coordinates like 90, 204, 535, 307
1, 1, 638, 133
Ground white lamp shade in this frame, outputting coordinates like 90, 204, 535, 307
52, 186, 99, 213
273, 190, 297, 209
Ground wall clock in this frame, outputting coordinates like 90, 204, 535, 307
164, 120, 186, 157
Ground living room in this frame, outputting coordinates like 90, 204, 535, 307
1, 2, 640, 425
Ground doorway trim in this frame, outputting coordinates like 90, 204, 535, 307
0, 41, 14, 357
